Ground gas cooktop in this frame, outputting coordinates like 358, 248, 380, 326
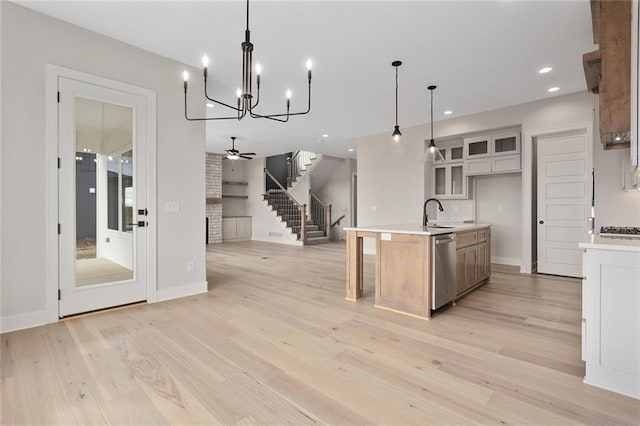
599, 226, 640, 239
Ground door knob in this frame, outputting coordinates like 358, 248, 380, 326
539, 220, 544, 224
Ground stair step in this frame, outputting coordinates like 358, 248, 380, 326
305, 236, 330, 245
306, 230, 325, 238
306, 225, 319, 231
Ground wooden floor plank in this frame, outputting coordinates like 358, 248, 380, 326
2, 240, 639, 425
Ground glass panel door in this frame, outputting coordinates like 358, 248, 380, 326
75, 98, 135, 287
451, 165, 464, 195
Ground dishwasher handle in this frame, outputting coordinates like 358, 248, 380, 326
434, 234, 456, 245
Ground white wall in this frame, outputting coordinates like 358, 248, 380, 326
594, 146, 640, 227
315, 158, 357, 240
475, 174, 523, 266
357, 91, 596, 267
245, 158, 300, 245
0, 3, 206, 330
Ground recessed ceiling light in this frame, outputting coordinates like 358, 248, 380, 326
443, 110, 453, 115
206, 103, 214, 108
348, 148, 354, 152
539, 67, 552, 74
322, 134, 329, 138
548, 86, 560, 92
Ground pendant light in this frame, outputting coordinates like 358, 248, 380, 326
424, 85, 445, 163
391, 60, 403, 143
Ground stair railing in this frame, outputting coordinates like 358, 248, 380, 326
264, 168, 307, 241
309, 191, 332, 240
286, 150, 315, 187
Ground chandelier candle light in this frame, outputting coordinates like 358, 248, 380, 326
183, 0, 312, 122
424, 85, 445, 163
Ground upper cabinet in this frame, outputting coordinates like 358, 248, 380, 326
464, 131, 521, 175
583, 0, 632, 149
432, 141, 468, 199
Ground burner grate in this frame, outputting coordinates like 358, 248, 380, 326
600, 226, 640, 235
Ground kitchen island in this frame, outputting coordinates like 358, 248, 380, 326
344, 223, 491, 320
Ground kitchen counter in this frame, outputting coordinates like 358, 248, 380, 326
344, 222, 491, 236
578, 235, 640, 252
345, 223, 491, 320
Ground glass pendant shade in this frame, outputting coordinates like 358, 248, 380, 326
424, 138, 445, 162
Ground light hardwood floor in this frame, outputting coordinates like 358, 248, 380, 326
2, 241, 639, 425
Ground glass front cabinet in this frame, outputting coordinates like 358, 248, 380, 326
464, 131, 521, 175
432, 143, 468, 199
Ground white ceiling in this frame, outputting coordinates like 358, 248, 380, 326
18, 1, 595, 159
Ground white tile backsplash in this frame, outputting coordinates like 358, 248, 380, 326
436, 199, 474, 222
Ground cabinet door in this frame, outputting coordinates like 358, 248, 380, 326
465, 158, 491, 175
433, 166, 447, 196
222, 218, 237, 241
464, 136, 490, 159
450, 146, 464, 162
236, 217, 252, 240
491, 132, 521, 156
477, 241, 488, 281
464, 245, 478, 290
491, 154, 521, 173
450, 165, 465, 197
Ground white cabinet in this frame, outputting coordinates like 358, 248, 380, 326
222, 216, 252, 241
632, 0, 639, 169
464, 131, 521, 175
433, 164, 467, 198
581, 243, 640, 399
432, 142, 468, 199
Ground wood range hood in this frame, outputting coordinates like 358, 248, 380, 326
583, 0, 632, 150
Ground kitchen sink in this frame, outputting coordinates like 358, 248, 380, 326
425, 225, 455, 229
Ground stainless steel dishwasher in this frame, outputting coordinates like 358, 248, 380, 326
431, 233, 457, 310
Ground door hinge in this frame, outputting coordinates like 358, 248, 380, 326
57, 157, 61, 169
58, 223, 61, 234
57, 91, 60, 103
58, 289, 61, 300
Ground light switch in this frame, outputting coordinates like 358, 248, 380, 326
164, 202, 181, 213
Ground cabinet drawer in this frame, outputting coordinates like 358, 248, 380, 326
456, 231, 478, 249
464, 158, 491, 175
478, 229, 489, 243
491, 154, 521, 173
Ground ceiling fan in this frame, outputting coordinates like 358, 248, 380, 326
225, 137, 256, 160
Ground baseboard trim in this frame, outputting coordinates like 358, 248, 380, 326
155, 281, 208, 303
492, 256, 521, 266
1, 309, 50, 334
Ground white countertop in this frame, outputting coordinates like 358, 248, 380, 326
579, 235, 640, 253
344, 222, 491, 236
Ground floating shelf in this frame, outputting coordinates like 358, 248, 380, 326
222, 194, 249, 199
206, 197, 222, 205
222, 181, 248, 186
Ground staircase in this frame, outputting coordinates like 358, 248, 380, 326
287, 151, 321, 189
262, 188, 330, 245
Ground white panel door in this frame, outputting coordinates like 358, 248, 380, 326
537, 130, 591, 277
58, 77, 148, 316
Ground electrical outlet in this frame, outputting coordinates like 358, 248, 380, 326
186, 261, 195, 272
497, 205, 504, 213
372, 205, 377, 212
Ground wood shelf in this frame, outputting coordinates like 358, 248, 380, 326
206, 197, 222, 205
222, 194, 248, 199
222, 181, 248, 186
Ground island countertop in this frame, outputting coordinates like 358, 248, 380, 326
344, 222, 491, 236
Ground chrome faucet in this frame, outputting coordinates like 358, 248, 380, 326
423, 198, 444, 226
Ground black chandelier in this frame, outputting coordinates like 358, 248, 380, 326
182, 0, 312, 122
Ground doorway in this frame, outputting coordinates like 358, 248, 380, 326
53, 72, 155, 317
536, 128, 591, 278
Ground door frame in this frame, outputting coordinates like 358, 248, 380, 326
522, 121, 593, 274
45, 64, 157, 323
